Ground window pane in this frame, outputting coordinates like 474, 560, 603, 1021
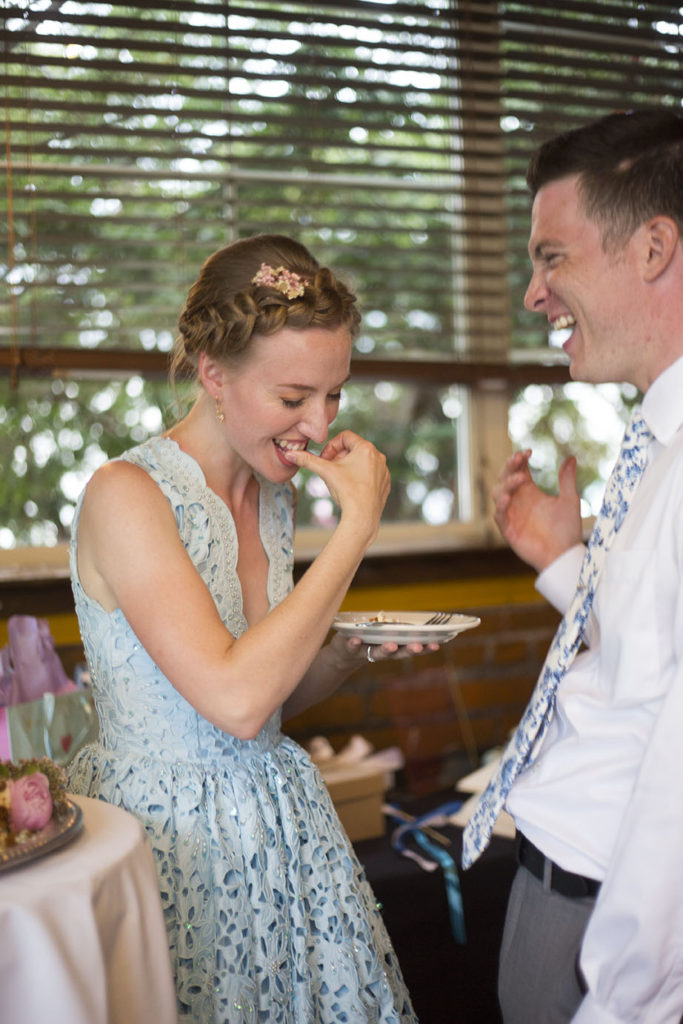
0, 376, 468, 546
5, 2, 683, 552
296, 381, 469, 527
0, 377, 172, 546
509, 382, 639, 518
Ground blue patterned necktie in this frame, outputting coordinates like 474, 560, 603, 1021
462, 407, 652, 868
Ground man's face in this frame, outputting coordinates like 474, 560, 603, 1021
524, 174, 641, 387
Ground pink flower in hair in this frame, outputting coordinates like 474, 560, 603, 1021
251, 263, 306, 299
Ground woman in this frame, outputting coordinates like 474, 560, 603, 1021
68, 234, 429, 1022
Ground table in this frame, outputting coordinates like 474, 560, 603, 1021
0, 794, 178, 1024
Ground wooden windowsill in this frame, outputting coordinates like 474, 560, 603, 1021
0, 519, 509, 584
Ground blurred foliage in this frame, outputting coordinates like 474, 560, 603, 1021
316, 382, 465, 526
0, 377, 175, 545
0, 375, 465, 545
509, 382, 638, 517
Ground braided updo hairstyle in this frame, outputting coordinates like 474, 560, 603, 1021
170, 234, 361, 385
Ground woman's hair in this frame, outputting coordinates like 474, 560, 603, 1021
526, 108, 683, 250
170, 234, 361, 385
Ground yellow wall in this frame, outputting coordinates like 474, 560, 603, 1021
0, 573, 538, 649
339, 575, 538, 613
0, 612, 82, 649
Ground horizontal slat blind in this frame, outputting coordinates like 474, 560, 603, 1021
2, 0, 682, 369
499, 1, 683, 347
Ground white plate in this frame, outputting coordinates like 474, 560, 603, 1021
332, 611, 481, 645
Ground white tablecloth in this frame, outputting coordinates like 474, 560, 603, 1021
0, 793, 178, 1024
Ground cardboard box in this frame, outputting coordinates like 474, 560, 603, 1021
321, 765, 388, 842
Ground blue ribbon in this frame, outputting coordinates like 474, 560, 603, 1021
386, 801, 466, 944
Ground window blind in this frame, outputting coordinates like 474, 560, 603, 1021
2, 0, 682, 374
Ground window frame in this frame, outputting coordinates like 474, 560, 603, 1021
3, 0, 680, 562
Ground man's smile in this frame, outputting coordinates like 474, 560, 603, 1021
551, 313, 577, 331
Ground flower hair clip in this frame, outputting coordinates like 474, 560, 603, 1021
251, 263, 307, 300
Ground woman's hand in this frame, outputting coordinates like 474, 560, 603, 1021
285, 430, 390, 544
282, 630, 440, 721
329, 630, 441, 666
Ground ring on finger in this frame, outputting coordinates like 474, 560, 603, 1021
366, 645, 375, 663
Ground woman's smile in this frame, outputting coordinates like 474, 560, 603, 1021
273, 437, 309, 466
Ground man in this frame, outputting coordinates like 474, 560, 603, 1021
465, 109, 683, 1023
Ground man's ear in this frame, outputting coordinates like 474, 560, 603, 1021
642, 216, 679, 282
197, 351, 225, 396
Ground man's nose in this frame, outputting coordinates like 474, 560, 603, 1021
524, 267, 547, 312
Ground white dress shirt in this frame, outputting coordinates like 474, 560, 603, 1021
506, 354, 683, 1023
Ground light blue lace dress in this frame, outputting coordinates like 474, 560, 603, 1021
67, 437, 418, 1024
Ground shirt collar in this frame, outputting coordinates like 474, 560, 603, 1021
642, 354, 683, 446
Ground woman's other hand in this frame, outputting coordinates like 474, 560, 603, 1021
329, 630, 441, 666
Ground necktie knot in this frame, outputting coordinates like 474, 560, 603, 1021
621, 406, 652, 462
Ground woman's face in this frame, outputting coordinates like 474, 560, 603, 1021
218, 324, 352, 482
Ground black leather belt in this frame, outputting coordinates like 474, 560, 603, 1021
516, 833, 601, 899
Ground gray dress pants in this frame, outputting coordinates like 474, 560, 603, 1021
498, 864, 596, 1024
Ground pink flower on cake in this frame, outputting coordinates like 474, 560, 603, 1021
9, 772, 53, 832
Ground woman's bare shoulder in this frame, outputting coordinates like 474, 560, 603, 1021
83, 456, 161, 502
79, 457, 176, 542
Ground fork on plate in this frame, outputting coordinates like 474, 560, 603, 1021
423, 611, 454, 625
352, 611, 454, 629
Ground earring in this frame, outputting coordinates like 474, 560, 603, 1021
215, 396, 225, 423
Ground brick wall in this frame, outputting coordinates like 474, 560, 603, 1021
284, 594, 561, 796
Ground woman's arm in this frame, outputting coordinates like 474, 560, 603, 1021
77, 432, 389, 739
282, 628, 439, 721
